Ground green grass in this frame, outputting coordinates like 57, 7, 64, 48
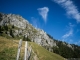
0, 36, 25, 60
0, 36, 65, 60
29, 42, 65, 60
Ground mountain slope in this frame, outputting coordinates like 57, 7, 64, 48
0, 13, 80, 59
29, 42, 64, 60
0, 36, 25, 60
0, 36, 64, 60
0, 12, 55, 48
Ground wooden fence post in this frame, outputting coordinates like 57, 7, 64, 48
16, 39, 22, 60
24, 41, 28, 60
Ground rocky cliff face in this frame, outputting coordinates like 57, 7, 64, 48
0, 13, 56, 49
0, 13, 28, 29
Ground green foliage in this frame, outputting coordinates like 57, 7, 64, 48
0, 25, 22, 39
23, 36, 26, 41
0, 26, 1, 31
46, 40, 48, 44
52, 46, 59, 54
23, 36, 31, 42
0, 47, 16, 60
27, 36, 31, 41
10, 29, 14, 38
12, 25, 14, 28
0, 25, 8, 36
52, 41, 80, 58
4, 25, 8, 31
1, 26, 4, 31
0, 26, 4, 35
47, 34, 80, 58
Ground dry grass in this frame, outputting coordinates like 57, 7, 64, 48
0, 36, 25, 60
0, 36, 65, 60
29, 42, 65, 60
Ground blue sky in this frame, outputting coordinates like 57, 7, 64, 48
0, 0, 80, 45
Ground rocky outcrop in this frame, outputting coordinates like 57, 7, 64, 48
0, 13, 56, 49
0, 13, 80, 58
0, 13, 28, 29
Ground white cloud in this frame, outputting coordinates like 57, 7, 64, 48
52, 0, 80, 23
68, 39, 73, 44
31, 17, 39, 28
62, 28, 73, 38
62, 23, 74, 39
37, 7, 49, 22
75, 40, 80, 45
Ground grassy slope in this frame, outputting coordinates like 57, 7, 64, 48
29, 42, 65, 60
0, 36, 64, 60
0, 36, 25, 60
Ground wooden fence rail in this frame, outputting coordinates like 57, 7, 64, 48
16, 39, 22, 60
24, 41, 28, 60
16, 39, 32, 60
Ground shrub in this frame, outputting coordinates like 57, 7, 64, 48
10, 29, 14, 38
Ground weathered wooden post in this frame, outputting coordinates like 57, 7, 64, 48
16, 39, 22, 60
24, 41, 28, 60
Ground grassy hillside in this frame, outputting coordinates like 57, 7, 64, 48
0, 36, 65, 60
29, 42, 65, 60
0, 36, 25, 60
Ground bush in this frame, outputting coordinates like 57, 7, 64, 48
12, 25, 14, 28
4, 25, 8, 31
23, 36, 31, 42
10, 29, 14, 38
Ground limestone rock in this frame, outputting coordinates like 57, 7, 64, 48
0, 13, 57, 50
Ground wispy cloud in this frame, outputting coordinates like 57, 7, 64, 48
68, 39, 73, 44
75, 40, 80, 45
62, 23, 74, 39
62, 29, 73, 38
52, 0, 80, 23
31, 17, 40, 28
37, 7, 49, 23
